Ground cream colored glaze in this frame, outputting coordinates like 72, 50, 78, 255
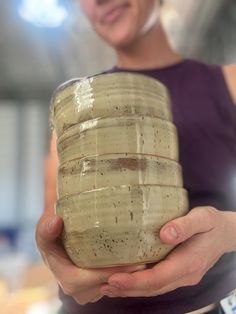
51, 72, 171, 137
51, 72, 188, 268
57, 185, 188, 268
57, 153, 183, 198
54, 94, 171, 138
57, 116, 178, 164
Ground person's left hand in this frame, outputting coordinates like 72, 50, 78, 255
101, 206, 236, 298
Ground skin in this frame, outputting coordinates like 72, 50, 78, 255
36, 0, 236, 305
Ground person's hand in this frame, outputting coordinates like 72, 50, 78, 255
100, 206, 236, 298
36, 214, 146, 305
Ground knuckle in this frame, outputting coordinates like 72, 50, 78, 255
62, 283, 77, 296
90, 296, 102, 303
62, 274, 84, 297
74, 295, 101, 306
188, 274, 202, 286
75, 297, 88, 305
199, 206, 217, 220
204, 206, 217, 217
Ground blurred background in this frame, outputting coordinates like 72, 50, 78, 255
0, 0, 235, 313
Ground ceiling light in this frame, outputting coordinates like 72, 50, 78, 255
18, 0, 68, 28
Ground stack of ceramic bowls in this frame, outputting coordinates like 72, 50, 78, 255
51, 72, 188, 268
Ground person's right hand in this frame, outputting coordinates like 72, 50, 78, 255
36, 214, 145, 305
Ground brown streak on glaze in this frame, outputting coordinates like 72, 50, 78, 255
109, 158, 147, 172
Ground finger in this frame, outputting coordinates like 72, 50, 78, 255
73, 285, 104, 305
57, 260, 146, 297
77, 264, 146, 289
36, 215, 63, 251
102, 270, 199, 298
160, 206, 216, 245
37, 215, 146, 288
36, 215, 77, 274
102, 240, 202, 297
101, 260, 178, 295
57, 262, 146, 296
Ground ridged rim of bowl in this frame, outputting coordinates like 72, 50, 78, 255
51, 72, 169, 108
57, 115, 177, 144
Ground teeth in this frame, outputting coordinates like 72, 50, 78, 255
51, 72, 188, 268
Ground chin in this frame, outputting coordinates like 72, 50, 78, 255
104, 31, 138, 49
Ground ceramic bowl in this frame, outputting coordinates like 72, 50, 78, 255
51, 73, 172, 137
57, 116, 178, 164
56, 185, 188, 268
57, 153, 183, 198
51, 72, 188, 268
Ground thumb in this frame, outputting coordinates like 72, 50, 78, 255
36, 214, 76, 276
36, 215, 63, 251
159, 207, 216, 245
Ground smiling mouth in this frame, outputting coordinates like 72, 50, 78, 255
102, 3, 130, 24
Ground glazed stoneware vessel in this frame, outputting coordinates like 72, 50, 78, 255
57, 185, 188, 268
51, 73, 172, 137
57, 154, 183, 198
57, 116, 178, 164
51, 72, 189, 268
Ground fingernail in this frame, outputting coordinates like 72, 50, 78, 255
163, 226, 179, 241
46, 217, 57, 233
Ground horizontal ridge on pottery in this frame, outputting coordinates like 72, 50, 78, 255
53, 95, 172, 138
51, 73, 171, 137
57, 116, 178, 163
58, 153, 183, 198
52, 72, 170, 109
56, 185, 188, 268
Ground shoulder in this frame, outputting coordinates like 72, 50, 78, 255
222, 65, 236, 104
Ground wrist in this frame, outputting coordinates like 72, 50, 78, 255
222, 211, 236, 253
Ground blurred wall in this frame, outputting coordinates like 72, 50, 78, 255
0, 101, 48, 259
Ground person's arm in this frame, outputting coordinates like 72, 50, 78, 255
36, 131, 144, 305
101, 207, 236, 298
223, 65, 236, 104
100, 65, 236, 298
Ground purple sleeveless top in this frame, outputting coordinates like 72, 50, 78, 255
59, 59, 236, 314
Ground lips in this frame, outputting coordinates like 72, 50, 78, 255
102, 3, 130, 24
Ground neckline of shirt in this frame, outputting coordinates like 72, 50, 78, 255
112, 59, 189, 73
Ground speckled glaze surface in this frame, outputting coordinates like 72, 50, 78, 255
58, 153, 183, 198
56, 185, 188, 268
51, 72, 189, 268
51, 73, 172, 137
57, 116, 178, 164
